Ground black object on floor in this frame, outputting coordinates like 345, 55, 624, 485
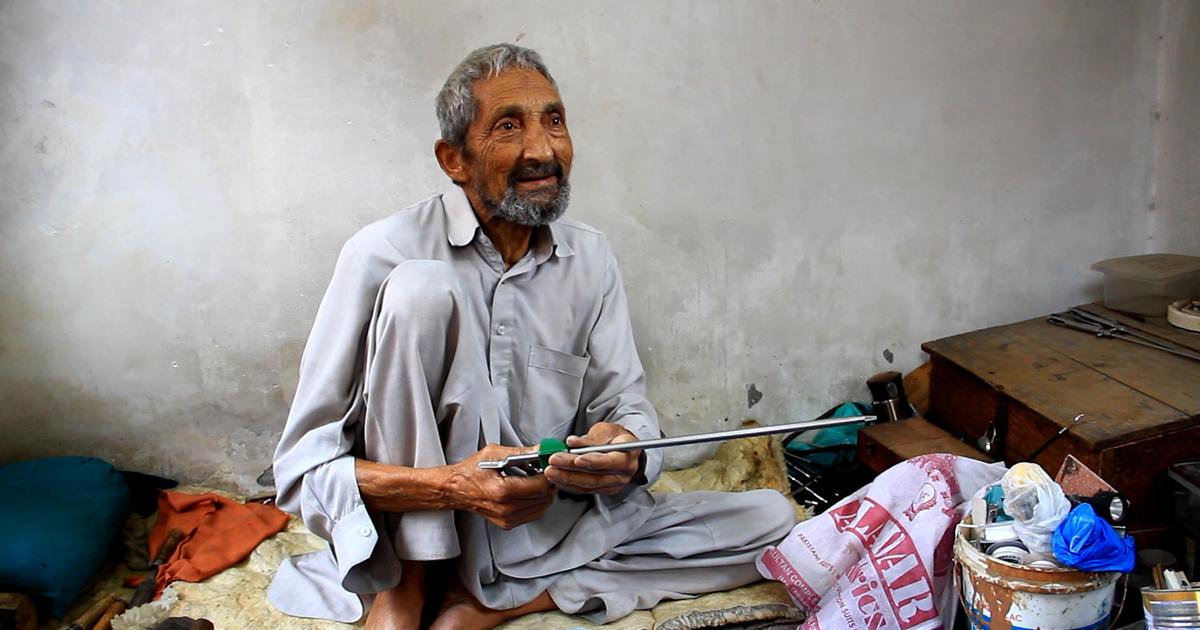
119, 470, 178, 516
152, 617, 214, 630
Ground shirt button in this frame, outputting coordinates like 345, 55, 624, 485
359, 527, 371, 537
497, 324, 506, 335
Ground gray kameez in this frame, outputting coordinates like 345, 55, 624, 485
267, 187, 797, 623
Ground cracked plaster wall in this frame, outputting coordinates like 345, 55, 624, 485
1151, 0, 1200, 251
0, 1, 1190, 492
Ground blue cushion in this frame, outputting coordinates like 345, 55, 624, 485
0, 456, 131, 617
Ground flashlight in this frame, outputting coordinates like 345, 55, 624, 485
1069, 491, 1130, 525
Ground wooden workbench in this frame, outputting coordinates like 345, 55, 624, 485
922, 304, 1200, 530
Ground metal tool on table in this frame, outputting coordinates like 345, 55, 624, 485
478, 415, 878, 476
1047, 308, 1200, 362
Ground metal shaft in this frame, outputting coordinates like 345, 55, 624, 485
1069, 308, 1181, 350
1059, 309, 1200, 362
481, 415, 875, 470
1115, 334, 1200, 362
569, 415, 876, 455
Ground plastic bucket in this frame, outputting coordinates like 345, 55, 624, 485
955, 525, 1119, 630
1142, 588, 1200, 628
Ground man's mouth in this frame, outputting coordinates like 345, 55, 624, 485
511, 164, 562, 191
515, 174, 558, 189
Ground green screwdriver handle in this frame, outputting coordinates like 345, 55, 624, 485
538, 437, 569, 469
478, 415, 878, 475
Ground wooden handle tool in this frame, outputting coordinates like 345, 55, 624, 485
64, 592, 118, 630
90, 599, 127, 630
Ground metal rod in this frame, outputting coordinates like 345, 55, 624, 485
787, 472, 830, 504
480, 415, 876, 469
1049, 313, 1200, 362
1068, 308, 1185, 351
572, 415, 875, 455
1024, 413, 1085, 462
1113, 334, 1200, 362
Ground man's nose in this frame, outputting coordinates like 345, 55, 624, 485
521, 123, 554, 164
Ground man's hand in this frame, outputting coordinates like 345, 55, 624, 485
544, 422, 642, 495
448, 445, 556, 530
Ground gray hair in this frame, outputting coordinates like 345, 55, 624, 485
436, 43, 557, 150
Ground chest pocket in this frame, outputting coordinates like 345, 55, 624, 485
518, 345, 591, 445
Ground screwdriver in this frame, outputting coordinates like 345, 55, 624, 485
478, 415, 876, 476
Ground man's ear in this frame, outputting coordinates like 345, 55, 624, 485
435, 139, 467, 185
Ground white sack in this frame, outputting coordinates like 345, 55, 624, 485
757, 454, 1006, 630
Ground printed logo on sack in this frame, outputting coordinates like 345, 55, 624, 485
830, 498, 939, 629
903, 454, 960, 520
760, 546, 823, 610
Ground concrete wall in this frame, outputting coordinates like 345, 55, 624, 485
1152, 0, 1200, 251
0, 1, 1176, 492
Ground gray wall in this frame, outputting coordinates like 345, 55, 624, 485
1154, 0, 1200, 250
0, 1, 1190, 492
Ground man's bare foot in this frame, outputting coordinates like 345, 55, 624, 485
365, 561, 426, 630
430, 583, 556, 630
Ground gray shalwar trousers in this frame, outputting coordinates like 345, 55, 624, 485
353, 260, 798, 623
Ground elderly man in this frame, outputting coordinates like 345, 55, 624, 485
268, 44, 797, 629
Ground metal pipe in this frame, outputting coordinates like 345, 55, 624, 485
479, 415, 876, 470
1048, 313, 1200, 362
570, 415, 875, 455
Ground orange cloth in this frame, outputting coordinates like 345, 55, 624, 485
148, 491, 289, 596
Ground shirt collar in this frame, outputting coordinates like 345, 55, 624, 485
443, 185, 479, 247
442, 186, 575, 260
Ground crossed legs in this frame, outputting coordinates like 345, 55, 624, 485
358, 261, 796, 627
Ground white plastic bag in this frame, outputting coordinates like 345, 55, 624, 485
757, 454, 1007, 630
1001, 462, 1070, 555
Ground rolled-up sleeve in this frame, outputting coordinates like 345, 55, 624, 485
580, 242, 663, 486
272, 240, 385, 589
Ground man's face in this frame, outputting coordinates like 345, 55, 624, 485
459, 68, 574, 226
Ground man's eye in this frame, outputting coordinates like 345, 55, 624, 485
499, 121, 515, 131
550, 116, 563, 126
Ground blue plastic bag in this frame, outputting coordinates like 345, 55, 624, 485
1051, 503, 1135, 572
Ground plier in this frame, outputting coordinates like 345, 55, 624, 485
1047, 308, 1200, 362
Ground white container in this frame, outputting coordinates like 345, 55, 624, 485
1091, 254, 1200, 316
955, 523, 1119, 630
1168, 299, 1200, 332
1142, 587, 1200, 628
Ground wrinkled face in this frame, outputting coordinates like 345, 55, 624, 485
460, 68, 574, 226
